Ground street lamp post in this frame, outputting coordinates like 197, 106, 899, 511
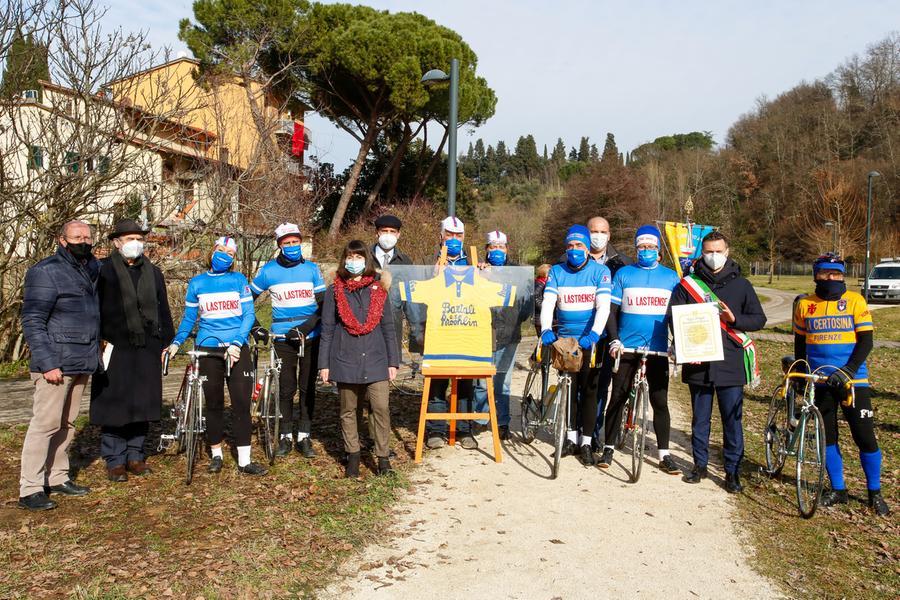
824, 221, 836, 254
864, 171, 880, 299
421, 58, 460, 217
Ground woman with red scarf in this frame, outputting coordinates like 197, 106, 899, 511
319, 240, 399, 477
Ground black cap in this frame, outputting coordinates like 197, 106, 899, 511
107, 219, 149, 240
374, 214, 402, 230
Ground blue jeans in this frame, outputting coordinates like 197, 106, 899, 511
689, 384, 744, 474
473, 342, 518, 427
427, 378, 474, 435
100, 422, 148, 467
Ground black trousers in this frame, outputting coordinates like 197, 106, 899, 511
570, 350, 600, 436
100, 422, 148, 467
199, 345, 253, 447
605, 355, 671, 450
427, 378, 474, 435
816, 386, 878, 453
275, 338, 319, 436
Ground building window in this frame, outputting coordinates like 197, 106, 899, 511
27, 145, 43, 169
65, 151, 80, 174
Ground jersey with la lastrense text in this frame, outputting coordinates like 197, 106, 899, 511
545, 261, 612, 338
793, 290, 874, 386
173, 271, 255, 347
611, 264, 680, 352
251, 260, 326, 336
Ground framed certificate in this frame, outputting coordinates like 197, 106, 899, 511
671, 302, 724, 364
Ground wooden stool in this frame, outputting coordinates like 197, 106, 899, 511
414, 366, 502, 463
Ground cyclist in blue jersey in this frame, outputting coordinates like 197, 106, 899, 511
793, 254, 889, 516
540, 224, 612, 466
167, 237, 265, 475
600, 225, 681, 474
249, 223, 326, 458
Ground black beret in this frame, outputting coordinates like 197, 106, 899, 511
374, 214, 402, 229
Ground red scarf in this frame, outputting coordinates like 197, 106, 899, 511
333, 275, 387, 336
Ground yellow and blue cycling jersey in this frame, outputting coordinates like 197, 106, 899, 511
793, 290, 874, 386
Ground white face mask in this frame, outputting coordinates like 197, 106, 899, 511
378, 233, 398, 251
120, 239, 144, 259
702, 251, 727, 271
590, 232, 609, 251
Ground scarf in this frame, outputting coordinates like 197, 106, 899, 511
333, 275, 387, 336
111, 252, 159, 347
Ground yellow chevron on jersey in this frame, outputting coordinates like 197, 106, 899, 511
793, 290, 873, 386
399, 266, 515, 369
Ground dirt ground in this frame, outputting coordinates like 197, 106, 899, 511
320, 364, 781, 600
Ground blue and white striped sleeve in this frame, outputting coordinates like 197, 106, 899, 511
173, 278, 199, 346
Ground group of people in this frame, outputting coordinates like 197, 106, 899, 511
16, 212, 888, 517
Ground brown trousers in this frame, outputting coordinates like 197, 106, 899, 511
19, 373, 87, 496
339, 380, 390, 457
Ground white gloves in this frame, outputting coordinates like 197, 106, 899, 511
166, 343, 180, 358
608, 339, 623, 358
226, 344, 242, 366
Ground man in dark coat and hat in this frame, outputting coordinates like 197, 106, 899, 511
90, 219, 174, 482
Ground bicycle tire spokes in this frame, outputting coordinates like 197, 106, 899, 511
796, 406, 826, 518
630, 382, 649, 483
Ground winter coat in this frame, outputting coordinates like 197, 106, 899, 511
21, 246, 100, 375
668, 258, 766, 387
372, 244, 413, 266
318, 273, 400, 384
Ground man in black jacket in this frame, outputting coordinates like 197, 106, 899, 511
372, 214, 412, 358
668, 231, 766, 493
19, 220, 99, 511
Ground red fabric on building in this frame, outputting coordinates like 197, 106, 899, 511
292, 121, 305, 156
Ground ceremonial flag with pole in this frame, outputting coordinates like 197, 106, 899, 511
658, 221, 717, 277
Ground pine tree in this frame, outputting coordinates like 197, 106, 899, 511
568, 146, 578, 161
0, 30, 51, 100
590, 143, 599, 162
551, 138, 567, 163
543, 144, 548, 161
601, 132, 620, 164
466, 142, 474, 160
577, 136, 591, 162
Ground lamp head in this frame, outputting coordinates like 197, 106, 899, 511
421, 68, 450, 84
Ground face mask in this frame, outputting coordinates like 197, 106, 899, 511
444, 238, 463, 257
637, 248, 658, 267
378, 233, 398, 251
282, 245, 302, 261
345, 258, 365, 275
566, 248, 587, 267
120, 240, 144, 259
815, 279, 846, 300
66, 242, 93, 260
590, 232, 609, 251
702, 252, 727, 271
487, 249, 507, 266
211, 250, 234, 272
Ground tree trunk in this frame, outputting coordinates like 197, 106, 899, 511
362, 123, 413, 214
413, 127, 449, 200
328, 123, 379, 237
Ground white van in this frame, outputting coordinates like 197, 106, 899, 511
866, 258, 900, 303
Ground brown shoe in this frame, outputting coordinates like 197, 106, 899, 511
107, 464, 128, 482
126, 460, 152, 476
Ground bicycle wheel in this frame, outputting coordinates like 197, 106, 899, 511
615, 391, 632, 450
519, 368, 541, 444
184, 380, 203, 485
173, 369, 190, 454
551, 379, 568, 480
796, 405, 826, 519
261, 373, 280, 465
630, 382, 649, 483
763, 386, 788, 476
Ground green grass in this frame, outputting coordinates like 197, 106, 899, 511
0, 359, 28, 379
749, 274, 864, 295
873, 306, 900, 341
671, 339, 899, 598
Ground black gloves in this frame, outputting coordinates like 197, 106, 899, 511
827, 368, 852, 389
251, 326, 269, 343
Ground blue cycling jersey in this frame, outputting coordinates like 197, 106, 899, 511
250, 259, 326, 337
173, 271, 255, 347
611, 263, 680, 352
544, 261, 612, 337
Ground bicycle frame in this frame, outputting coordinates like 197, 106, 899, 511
778, 368, 854, 458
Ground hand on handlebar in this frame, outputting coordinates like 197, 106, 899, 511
578, 331, 599, 350
286, 327, 305, 343
226, 344, 241, 367
609, 339, 623, 358
251, 326, 269, 343
540, 329, 557, 346
826, 368, 852, 389
165, 343, 180, 359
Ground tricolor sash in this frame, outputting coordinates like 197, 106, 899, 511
680, 275, 760, 388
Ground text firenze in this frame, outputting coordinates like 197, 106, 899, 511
203, 299, 239, 312
440, 302, 478, 327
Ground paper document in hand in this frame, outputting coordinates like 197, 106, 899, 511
671, 302, 724, 364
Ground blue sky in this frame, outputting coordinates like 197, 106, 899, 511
105, 0, 900, 169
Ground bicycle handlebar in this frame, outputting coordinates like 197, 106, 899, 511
613, 347, 669, 373
782, 370, 856, 407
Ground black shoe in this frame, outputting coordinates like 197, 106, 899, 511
276, 438, 292, 457
725, 471, 743, 494
683, 465, 708, 484
659, 455, 680, 475
498, 425, 510, 441
377, 457, 395, 476
562, 439, 577, 457
579, 445, 596, 467
868, 490, 890, 516
297, 437, 317, 458
237, 462, 267, 476
47, 480, 90, 496
598, 448, 614, 469
346, 452, 361, 478
18, 491, 57, 511
820, 488, 849, 507
459, 434, 478, 450
208, 456, 224, 473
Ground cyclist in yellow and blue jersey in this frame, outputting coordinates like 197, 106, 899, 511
793, 254, 888, 516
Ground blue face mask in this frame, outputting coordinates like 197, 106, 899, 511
211, 250, 234, 273
282, 245, 302, 261
345, 258, 366, 275
445, 238, 463, 257
566, 248, 587, 267
637, 249, 658, 267
487, 249, 506, 266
